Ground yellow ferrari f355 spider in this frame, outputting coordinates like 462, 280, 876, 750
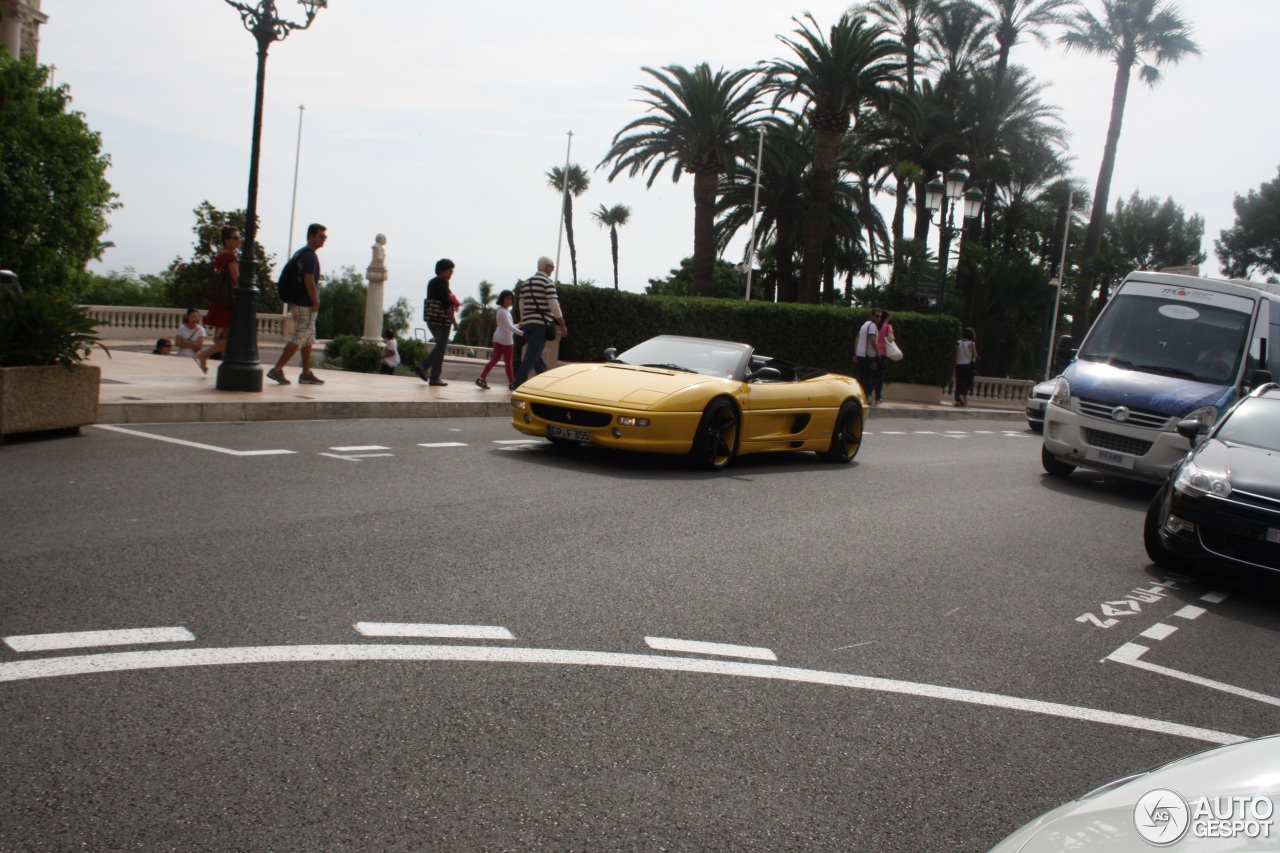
510, 335, 868, 470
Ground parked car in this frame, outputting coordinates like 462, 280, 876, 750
989, 734, 1280, 851
1025, 379, 1054, 432
1144, 383, 1280, 572
510, 335, 868, 470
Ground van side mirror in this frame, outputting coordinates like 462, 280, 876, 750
1175, 418, 1203, 446
1249, 368, 1272, 387
1053, 335, 1076, 373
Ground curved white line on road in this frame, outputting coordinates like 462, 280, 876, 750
0, 643, 1244, 745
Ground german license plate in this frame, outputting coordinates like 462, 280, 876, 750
547, 424, 590, 442
1086, 448, 1135, 469
1268, 528, 1280, 544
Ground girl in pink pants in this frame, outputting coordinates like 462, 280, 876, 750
476, 289, 522, 390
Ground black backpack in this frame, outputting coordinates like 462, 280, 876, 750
277, 250, 306, 303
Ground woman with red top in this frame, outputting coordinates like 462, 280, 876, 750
198, 226, 240, 373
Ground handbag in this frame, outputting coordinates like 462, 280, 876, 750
545, 321, 558, 342
885, 340, 903, 361
205, 266, 233, 306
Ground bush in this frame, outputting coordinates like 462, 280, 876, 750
546, 286, 961, 386
324, 334, 361, 360
0, 287, 106, 368
339, 339, 382, 373
398, 337, 427, 370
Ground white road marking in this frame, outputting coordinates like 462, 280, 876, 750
973, 430, 995, 434
913, 430, 938, 434
330, 445, 388, 452
355, 622, 515, 640
1173, 605, 1207, 620
4, 627, 195, 653
832, 641, 875, 651
0, 643, 1243, 745
417, 442, 468, 448
319, 452, 394, 462
1201, 591, 1229, 604
492, 439, 542, 445
1106, 642, 1280, 709
92, 424, 295, 456
1140, 623, 1179, 641
645, 637, 777, 661
879, 431, 906, 435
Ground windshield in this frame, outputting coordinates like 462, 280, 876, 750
1079, 294, 1251, 385
614, 337, 750, 380
1216, 398, 1280, 452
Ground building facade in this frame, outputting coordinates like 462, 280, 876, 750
1, 0, 48, 60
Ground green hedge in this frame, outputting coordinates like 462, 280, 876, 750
549, 286, 961, 386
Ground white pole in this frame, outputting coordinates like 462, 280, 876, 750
745, 128, 765, 301
554, 131, 573, 279
286, 104, 305, 258
1045, 189, 1073, 380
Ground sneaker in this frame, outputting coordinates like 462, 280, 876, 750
298, 372, 325, 385
475, 377, 489, 390
411, 362, 429, 383
267, 368, 290, 385
429, 379, 449, 387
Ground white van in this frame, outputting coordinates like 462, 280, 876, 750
1042, 272, 1280, 483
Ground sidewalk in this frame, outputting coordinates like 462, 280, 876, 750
89, 345, 1026, 425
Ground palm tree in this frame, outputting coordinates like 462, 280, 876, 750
923, 0, 996, 93
546, 165, 590, 285
590, 203, 631, 289
988, 0, 1073, 86
458, 280, 496, 346
766, 11, 904, 303
600, 63, 769, 297
1061, 0, 1200, 336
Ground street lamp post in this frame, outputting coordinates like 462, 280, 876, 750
217, 0, 327, 393
923, 170, 982, 316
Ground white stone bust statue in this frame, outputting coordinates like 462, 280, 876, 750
366, 233, 387, 282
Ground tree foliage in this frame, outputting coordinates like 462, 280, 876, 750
165, 202, 277, 312
1106, 190, 1205, 271
646, 257, 748, 299
0, 53, 118, 295
314, 266, 366, 340
1215, 167, 1280, 281
81, 268, 172, 307
383, 296, 412, 336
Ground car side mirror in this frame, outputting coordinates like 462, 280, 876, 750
1249, 368, 1272, 387
747, 367, 782, 382
1175, 418, 1202, 446
603, 347, 618, 363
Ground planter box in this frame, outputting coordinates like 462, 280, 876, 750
0, 364, 101, 436
882, 381, 943, 405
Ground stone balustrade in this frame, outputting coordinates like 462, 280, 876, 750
944, 375, 1035, 408
83, 305, 290, 343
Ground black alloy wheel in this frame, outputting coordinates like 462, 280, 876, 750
691, 398, 740, 471
820, 400, 863, 463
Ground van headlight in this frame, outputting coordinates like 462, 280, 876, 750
1174, 461, 1231, 498
1185, 405, 1218, 433
1049, 377, 1071, 409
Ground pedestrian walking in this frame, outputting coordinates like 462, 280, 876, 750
379, 328, 400, 375
872, 310, 895, 405
175, 308, 207, 370
852, 308, 881, 404
955, 327, 980, 407
198, 226, 238, 373
412, 258, 457, 387
475, 289, 522, 390
267, 222, 327, 386
512, 256, 566, 389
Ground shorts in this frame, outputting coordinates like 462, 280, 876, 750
289, 305, 316, 347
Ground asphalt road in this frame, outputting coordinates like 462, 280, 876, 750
3, 417, 1279, 851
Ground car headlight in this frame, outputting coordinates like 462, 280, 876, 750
1185, 405, 1219, 433
512, 399, 528, 411
1049, 377, 1071, 409
1173, 460, 1231, 498
616, 416, 650, 427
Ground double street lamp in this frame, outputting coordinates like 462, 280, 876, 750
217, 0, 327, 393
923, 170, 983, 316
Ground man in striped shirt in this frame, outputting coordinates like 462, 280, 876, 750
513, 256, 567, 388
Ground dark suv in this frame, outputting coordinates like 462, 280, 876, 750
1144, 383, 1280, 572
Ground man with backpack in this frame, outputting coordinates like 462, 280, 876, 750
268, 222, 327, 386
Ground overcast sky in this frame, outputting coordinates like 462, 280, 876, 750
36, 0, 1279, 312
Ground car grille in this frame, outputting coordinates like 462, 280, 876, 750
1078, 400, 1169, 429
1082, 428, 1154, 457
531, 403, 612, 428
1197, 495, 1280, 570
1032, 390, 1052, 400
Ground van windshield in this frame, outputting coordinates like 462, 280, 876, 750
1079, 294, 1250, 385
